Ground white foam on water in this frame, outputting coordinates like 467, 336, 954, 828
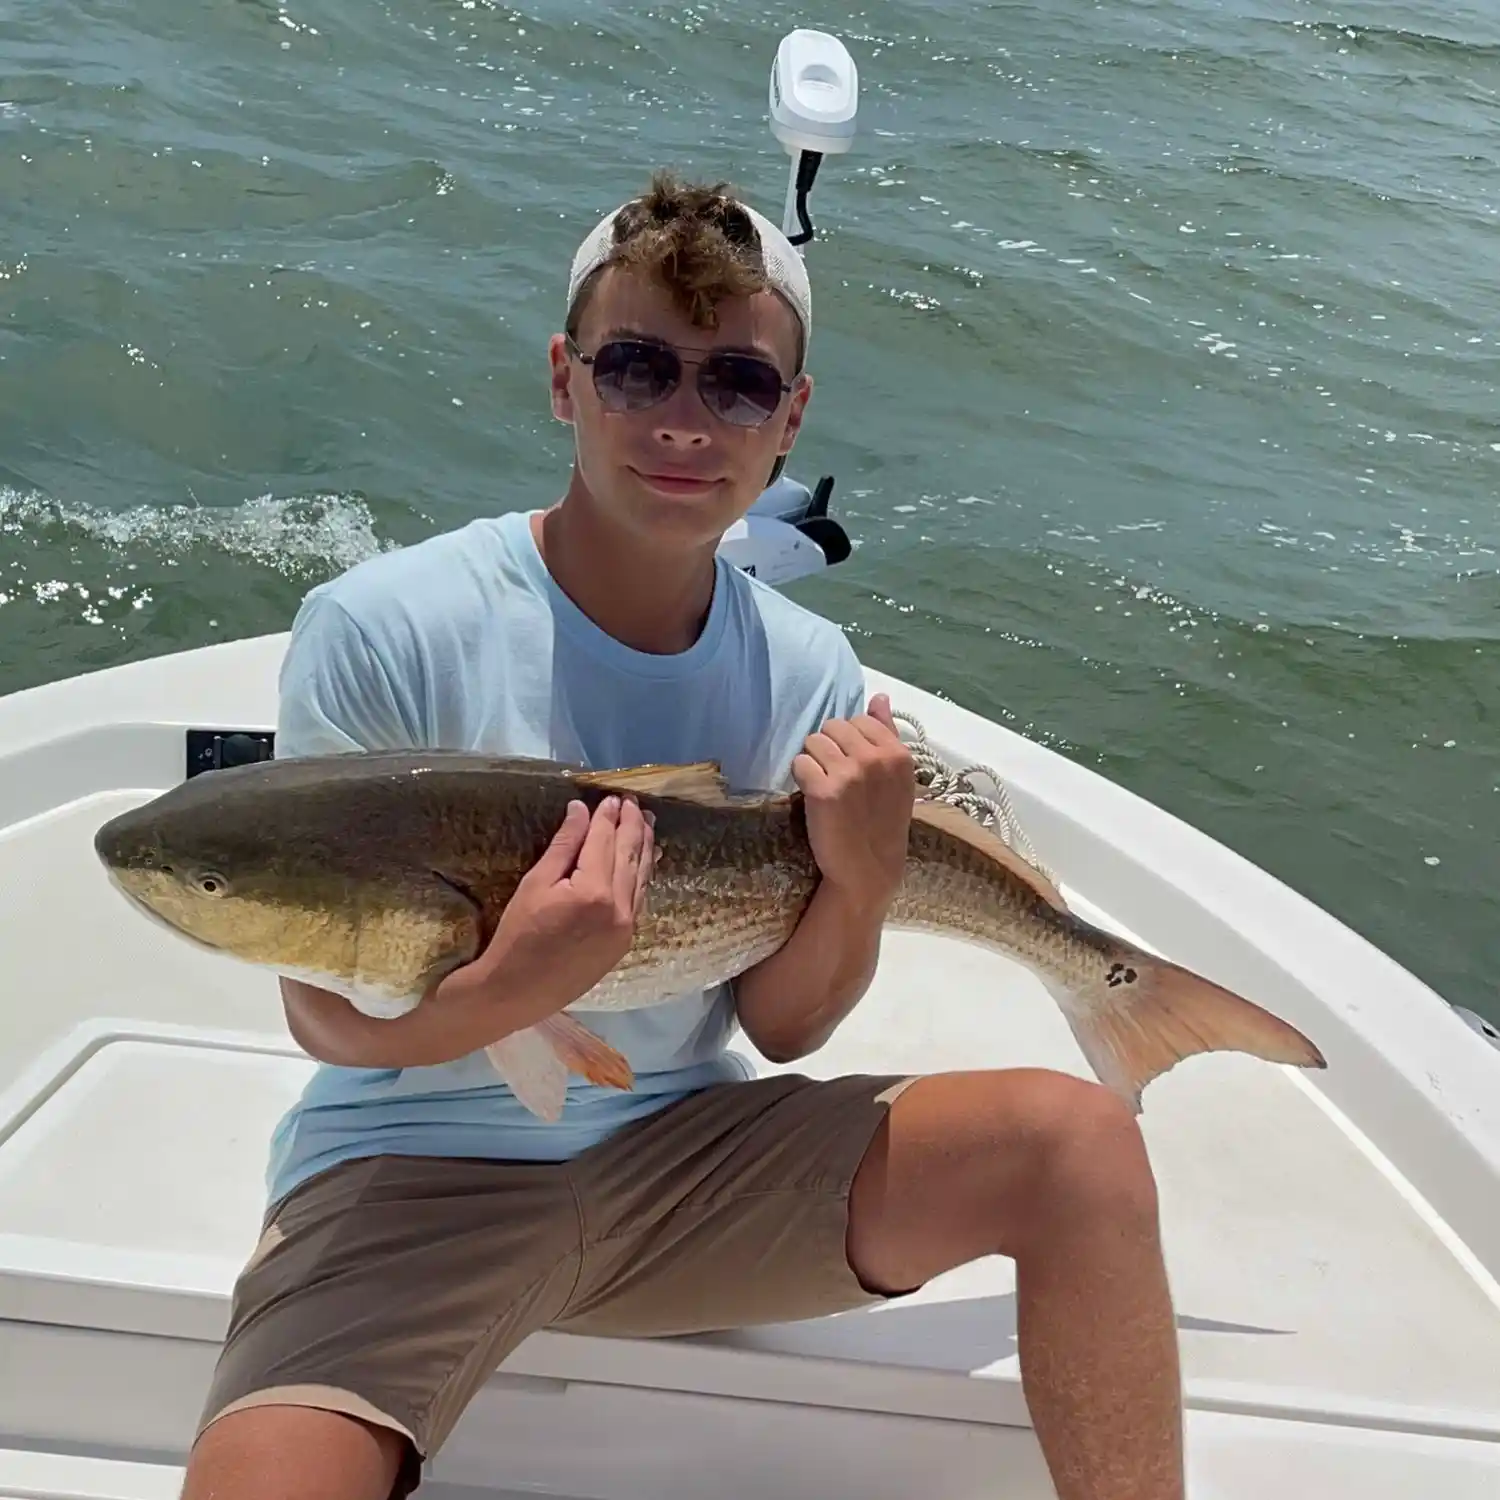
0, 488, 396, 579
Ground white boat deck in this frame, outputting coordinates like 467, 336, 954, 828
2, 632, 1499, 1498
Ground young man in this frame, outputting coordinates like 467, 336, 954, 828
181, 172, 1185, 1500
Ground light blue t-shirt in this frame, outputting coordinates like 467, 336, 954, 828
263, 507, 868, 1206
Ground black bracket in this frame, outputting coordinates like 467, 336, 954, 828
186, 728, 276, 780
792, 475, 850, 565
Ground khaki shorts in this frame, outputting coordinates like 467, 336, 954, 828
198, 1071, 916, 1498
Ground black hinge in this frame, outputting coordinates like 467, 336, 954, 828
185, 728, 276, 779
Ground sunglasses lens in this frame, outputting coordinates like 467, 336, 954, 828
589, 340, 682, 411
699, 354, 786, 426
580, 339, 787, 426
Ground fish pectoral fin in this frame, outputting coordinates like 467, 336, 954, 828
910, 797, 1071, 912
485, 1027, 570, 1122
393, 871, 485, 994
1042, 956, 1326, 1114
484, 1016, 636, 1122
573, 760, 731, 804
344, 871, 484, 1006
537, 1013, 634, 1091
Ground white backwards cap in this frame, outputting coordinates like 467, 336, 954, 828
566, 194, 812, 362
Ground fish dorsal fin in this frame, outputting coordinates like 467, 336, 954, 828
572, 760, 731, 804
910, 796, 1071, 912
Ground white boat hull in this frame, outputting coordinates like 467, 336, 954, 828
1, 630, 1498, 1498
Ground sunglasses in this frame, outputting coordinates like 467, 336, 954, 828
566, 334, 794, 428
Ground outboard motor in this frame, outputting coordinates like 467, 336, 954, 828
714, 31, 861, 590
717, 474, 852, 585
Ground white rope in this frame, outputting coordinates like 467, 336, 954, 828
891, 707, 1058, 884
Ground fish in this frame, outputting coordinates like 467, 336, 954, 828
92, 748, 1327, 1120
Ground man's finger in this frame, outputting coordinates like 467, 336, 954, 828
572, 795, 621, 885
631, 813, 656, 915
800, 730, 847, 773
791, 751, 829, 794
611, 797, 649, 910
817, 719, 871, 757
527, 800, 590, 884
851, 698, 902, 748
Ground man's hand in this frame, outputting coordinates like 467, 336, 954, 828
792, 693, 915, 912
461, 793, 656, 1016
731, 693, 915, 1065
282, 795, 655, 1069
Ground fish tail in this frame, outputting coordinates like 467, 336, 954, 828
1041, 951, 1326, 1113
537, 1013, 635, 1092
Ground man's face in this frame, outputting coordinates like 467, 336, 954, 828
550, 265, 812, 549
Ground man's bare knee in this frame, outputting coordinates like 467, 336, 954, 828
1003, 1074, 1160, 1258
847, 1068, 1162, 1291
182, 1403, 411, 1500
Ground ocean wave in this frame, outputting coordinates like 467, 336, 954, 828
1277, 19, 1500, 66
0, 487, 394, 579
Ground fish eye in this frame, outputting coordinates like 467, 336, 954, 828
196, 871, 229, 897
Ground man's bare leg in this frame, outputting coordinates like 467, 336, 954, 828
180, 1406, 408, 1500
847, 1069, 1184, 1500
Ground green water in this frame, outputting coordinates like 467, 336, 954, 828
1, 0, 1494, 1022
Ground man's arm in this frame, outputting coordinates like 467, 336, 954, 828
733, 693, 914, 1064
281, 976, 488, 1069
728, 884, 885, 1063
279, 965, 571, 1070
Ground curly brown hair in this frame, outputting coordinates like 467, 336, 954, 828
567, 169, 801, 364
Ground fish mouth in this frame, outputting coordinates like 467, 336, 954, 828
104, 865, 225, 956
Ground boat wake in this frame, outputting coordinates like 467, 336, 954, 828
0, 486, 394, 581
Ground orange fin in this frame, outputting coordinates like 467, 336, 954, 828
1043, 954, 1326, 1113
537, 1012, 635, 1092
910, 796, 1070, 912
485, 1026, 569, 1122
573, 760, 731, 804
